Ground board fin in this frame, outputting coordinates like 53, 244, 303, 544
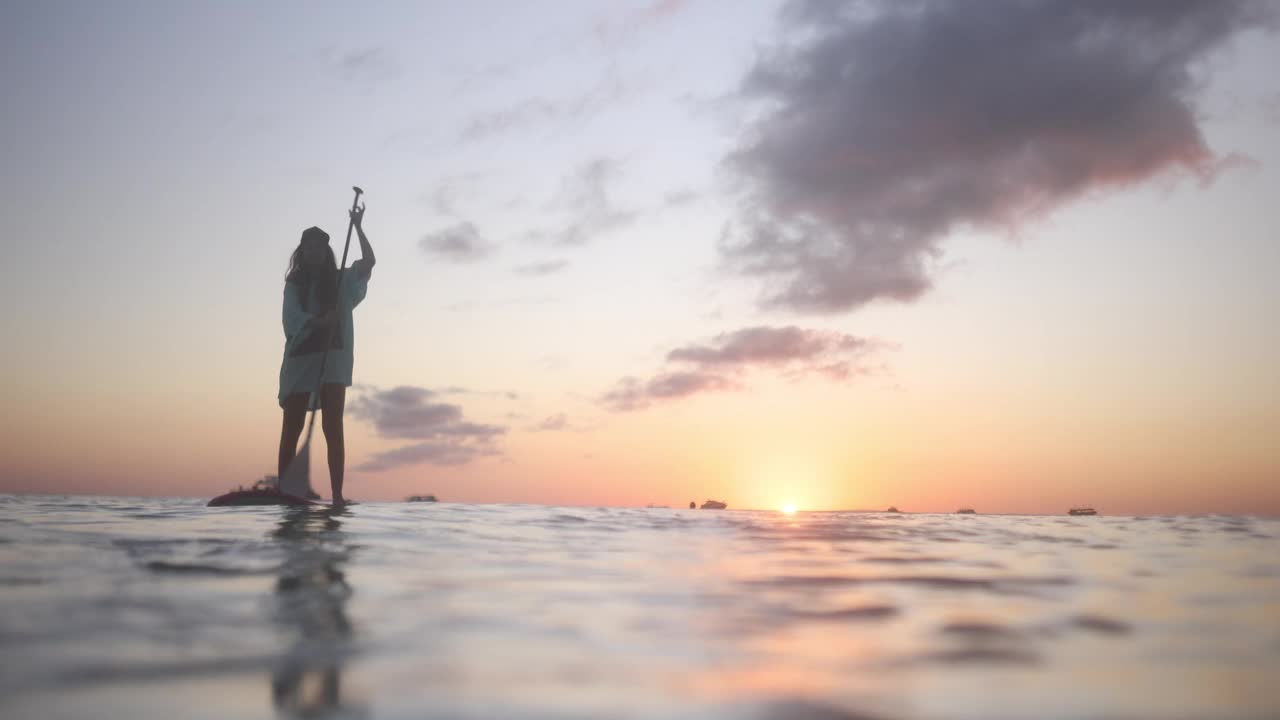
278, 441, 314, 499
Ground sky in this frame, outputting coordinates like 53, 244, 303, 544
2, 0, 1278, 515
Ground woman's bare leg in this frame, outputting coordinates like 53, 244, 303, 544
278, 393, 309, 479
320, 383, 347, 503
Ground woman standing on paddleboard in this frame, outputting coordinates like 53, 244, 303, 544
277, 204, 374, 505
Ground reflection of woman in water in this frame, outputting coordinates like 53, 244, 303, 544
271, 507, 357, 715
277, 205, 375, 505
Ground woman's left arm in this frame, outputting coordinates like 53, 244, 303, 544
352, 204, 375, 277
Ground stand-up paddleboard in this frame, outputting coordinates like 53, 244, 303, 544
207, 474, 324, 507
207, 488, 323, 507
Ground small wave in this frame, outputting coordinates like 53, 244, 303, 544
939, 621, 1022, 640
755, 699, 887, 720
792, 604, 900, 622
1068, 614, 1132, 635
862, 555, 948, 564
916, 647, 1041, 666
0, 576, 44, 586
144, 561, 272, 576
744, 574, 1075, 596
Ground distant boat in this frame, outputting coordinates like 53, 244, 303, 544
886, 506, 900, 513
1069, 507, 1098, 516
700, 500, 727, 510
956, 508, 976, 514
645, 503, 670, 509
405, 494, 438, 502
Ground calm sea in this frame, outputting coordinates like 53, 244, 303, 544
0, 495, 1277, 720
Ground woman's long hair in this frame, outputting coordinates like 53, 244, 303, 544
285, 237, 339, 313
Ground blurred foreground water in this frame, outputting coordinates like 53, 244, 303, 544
1, 495, 1277, 719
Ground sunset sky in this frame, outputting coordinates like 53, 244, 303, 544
3, 0, 1278, 515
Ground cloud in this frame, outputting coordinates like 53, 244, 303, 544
528, 157, 638, 246
321, 46, 399, 80
602, 326, 889, 411
514, 259, 569, 276
1263, 92, 1280, 126
436, 386, 522, 401
348, 386, 505, 440
348, 386, 505, 471
526, 413, 596, 433
419, 222, 495, 263
667, 325, 875, 368
529, 413, 570, 431
460, 98, 562, 142
722, 0, 1276, 314
601, 372, 738, 412
443, 296, 560, 312
593, 0, 695, 46
662, 189, 700, 208
424, 172, 490, 217
460, 71, 627, 142
354, 442, 500, 471
341, 48, 393, 73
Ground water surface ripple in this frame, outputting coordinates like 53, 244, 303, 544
0, 496, 1276, 719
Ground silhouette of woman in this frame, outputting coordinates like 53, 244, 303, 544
277, 204, 375, 505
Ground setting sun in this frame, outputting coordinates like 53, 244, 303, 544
781, 503, 797, 515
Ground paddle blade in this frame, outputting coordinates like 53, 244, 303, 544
278, 440, 313, 499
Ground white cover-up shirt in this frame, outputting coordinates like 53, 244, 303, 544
277, 259, 371, 408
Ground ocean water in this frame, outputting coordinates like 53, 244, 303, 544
1, 496, 1277, 720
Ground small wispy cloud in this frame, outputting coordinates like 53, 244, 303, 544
526, 157, 637, 247
355, 441, 500, 471
419, 222, 496, 263
514, 259, 569, 276
601, 326, 891, 411
436, 386, 522, 402
593, 0, 695, 46
349, 386, 505, 471
443, 296, 561, 312
321, 46, 399, 80
601, 372, 738, 412
526, 413, 595, 433
662, 189, 700, 208
530, 413, 570, 432
460, 70, 627, 142
424, 172, 490, 217
667, 326, 880, 375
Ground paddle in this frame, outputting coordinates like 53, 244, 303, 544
279, 186, 364, 501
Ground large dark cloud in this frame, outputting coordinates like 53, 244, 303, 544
348, 386, 505, 471
601, 326, 888, 411
723, 0, 1275, 313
